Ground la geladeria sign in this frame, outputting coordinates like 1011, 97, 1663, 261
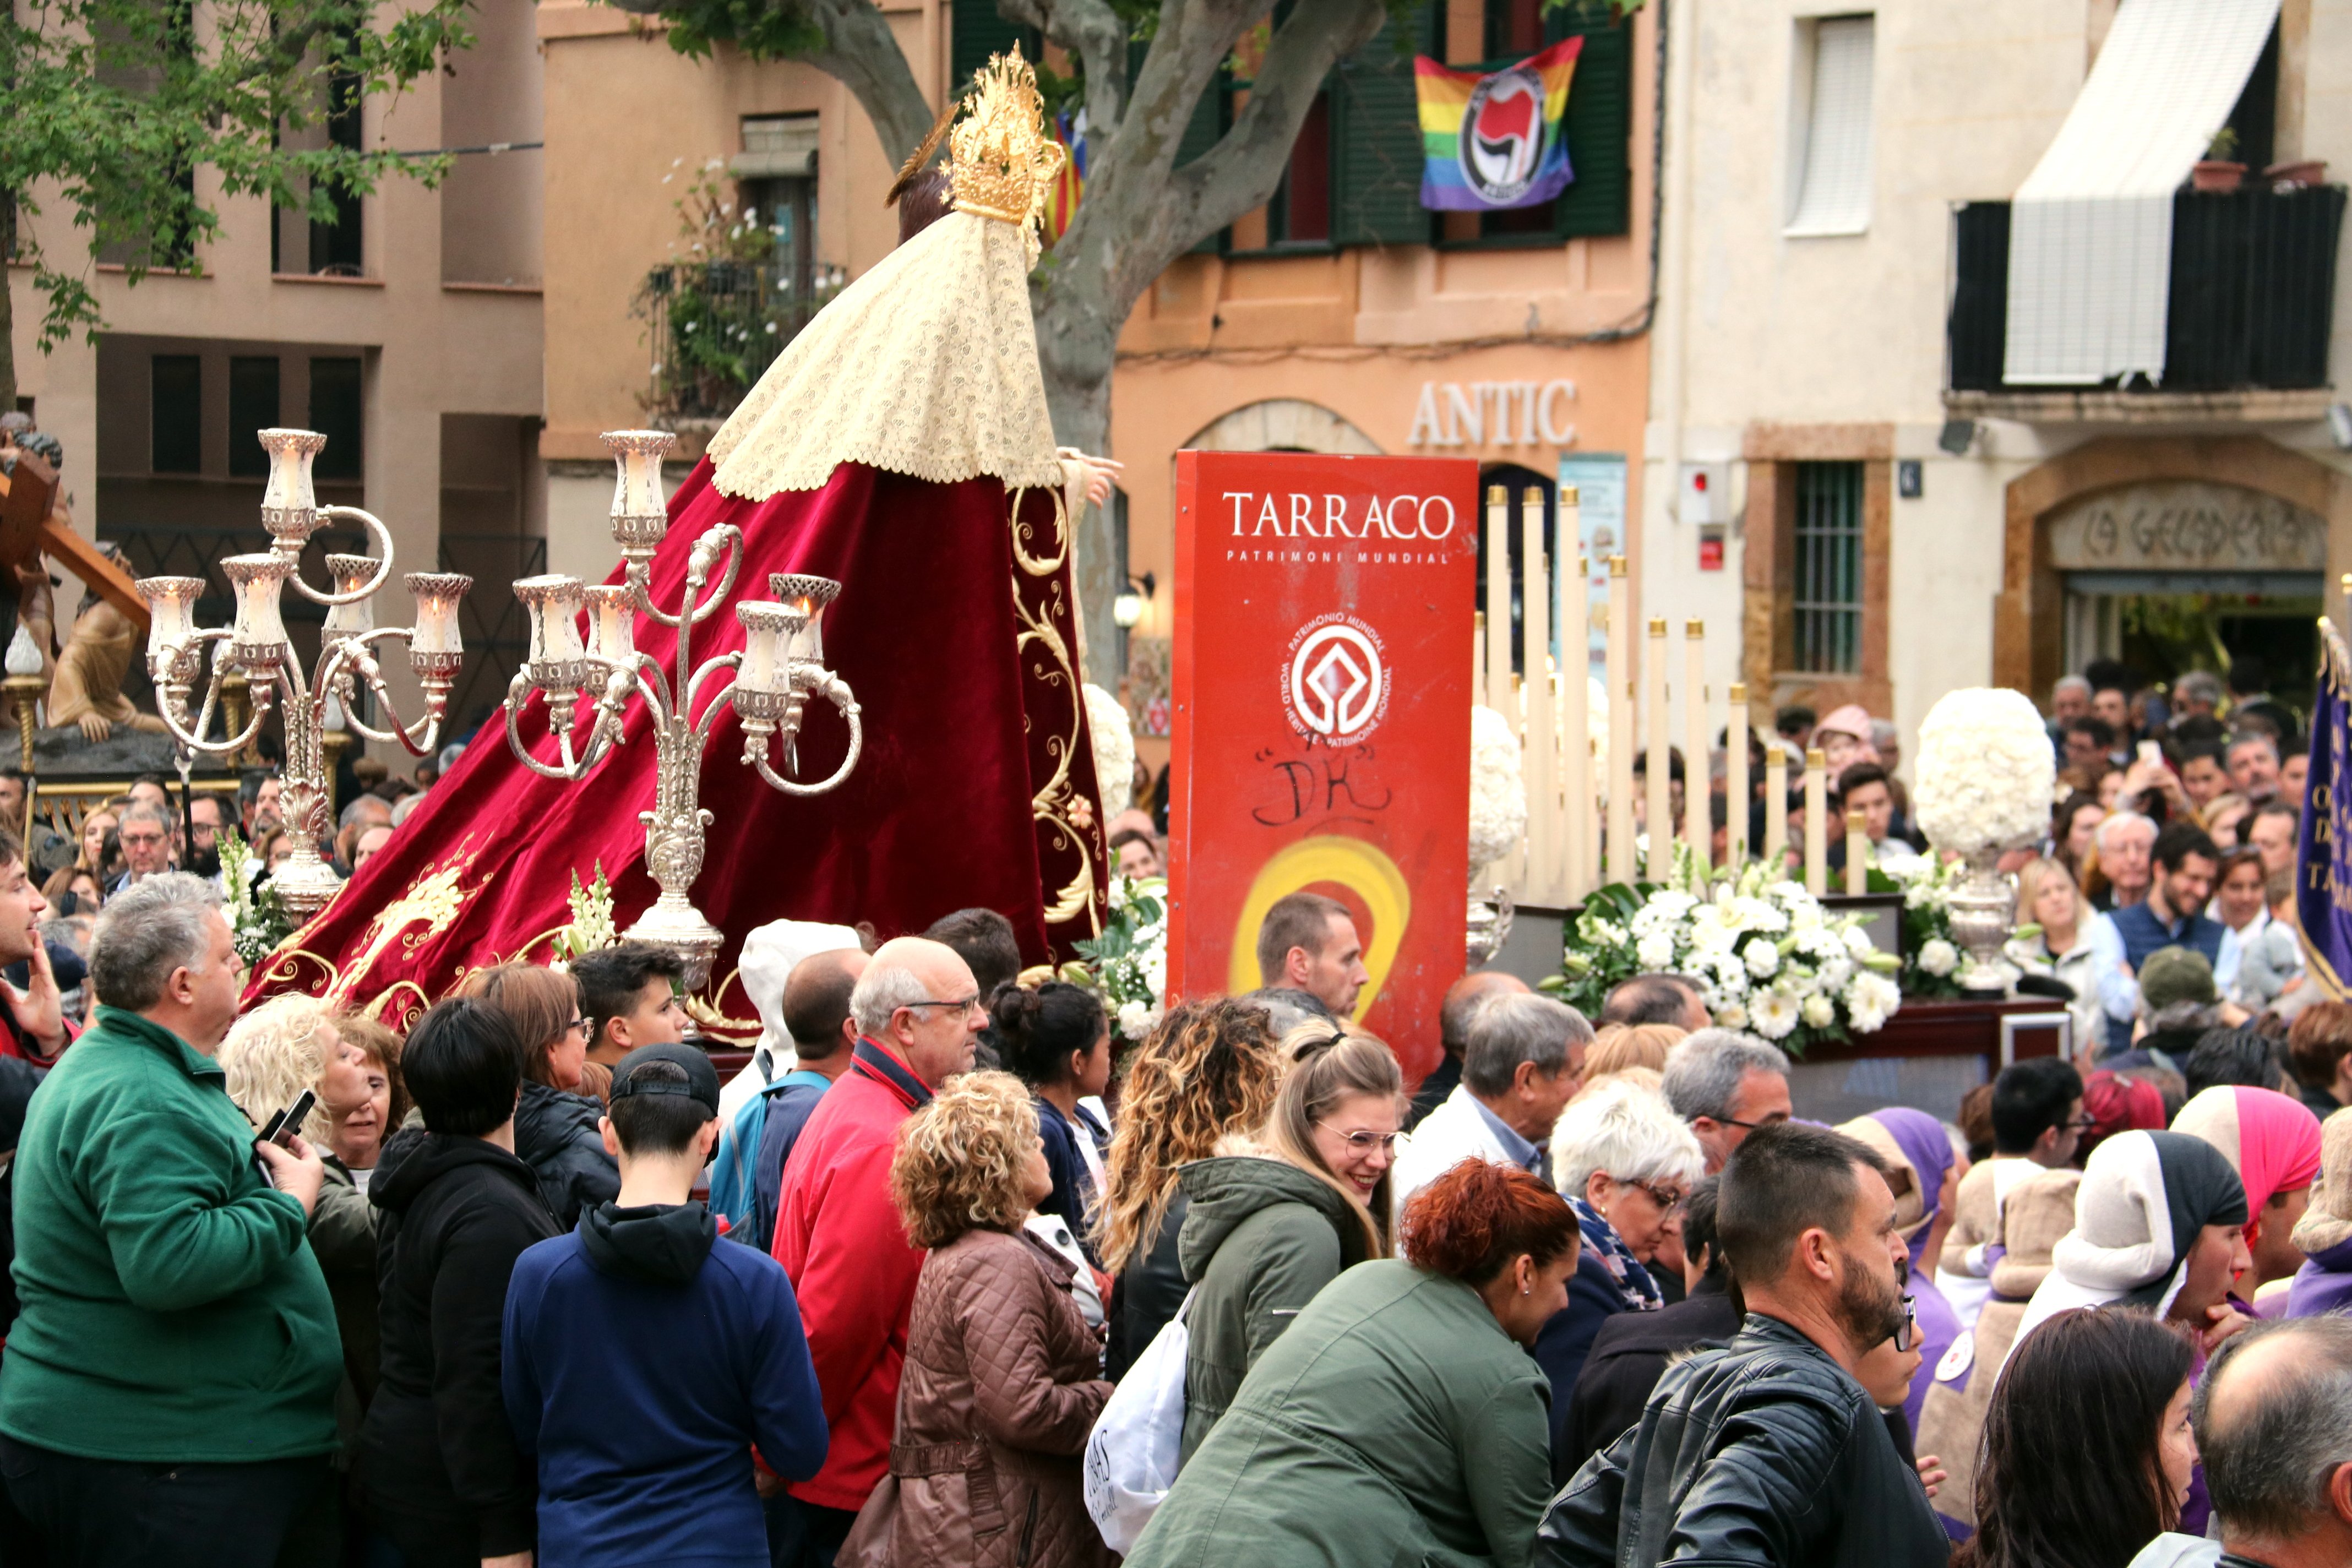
1406, 378, 1578, 449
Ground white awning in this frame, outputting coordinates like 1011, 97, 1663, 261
2003, 0, 2279, 385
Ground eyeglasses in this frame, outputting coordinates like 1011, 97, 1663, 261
1615, 1176, 1689, 1210
903, 994, 982, 1018
1894, 1294, 1918, 1354
565, 1017, 587, 1036
1717, 1112, 1792, 1133
2067, 1115, 2098, 1133
1331, 1129, 1400, 1153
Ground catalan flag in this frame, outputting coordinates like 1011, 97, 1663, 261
1415, 37, 1582, 212
1043, 108, 1088, 246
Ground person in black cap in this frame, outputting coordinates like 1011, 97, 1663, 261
501, 1042, 827, 1568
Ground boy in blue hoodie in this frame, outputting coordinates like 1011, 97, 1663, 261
503, 1042, 829, 1568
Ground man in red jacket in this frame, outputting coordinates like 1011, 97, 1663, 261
770, 935, 984, 1566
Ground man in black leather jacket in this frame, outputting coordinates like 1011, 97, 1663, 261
1536, 1121, 1948, 1568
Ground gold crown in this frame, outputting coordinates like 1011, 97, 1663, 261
948, 45, 1066, 233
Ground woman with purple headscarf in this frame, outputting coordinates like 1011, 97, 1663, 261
1838, 1106, 1964, 1437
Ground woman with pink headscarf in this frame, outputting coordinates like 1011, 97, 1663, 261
2171, 1084, 2324, 1294
1812, 705, 1881, 771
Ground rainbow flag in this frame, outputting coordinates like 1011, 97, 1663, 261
1415, 38, 1582, 212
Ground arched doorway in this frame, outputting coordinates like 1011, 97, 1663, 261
1993, 435, 2352, 706
1182, 399, 1384, 455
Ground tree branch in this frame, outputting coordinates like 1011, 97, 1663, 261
999, 0, 1130, 135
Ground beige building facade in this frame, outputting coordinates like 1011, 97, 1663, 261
1648, 0, 2352, 744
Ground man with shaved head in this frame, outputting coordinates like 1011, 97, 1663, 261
2192, 1316, 2352, 1568
1407, 969, 1532, 1130
769, 937, 983, 1564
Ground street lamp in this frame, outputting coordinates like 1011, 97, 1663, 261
134, 427, 471, 922
500, 429, 862, 986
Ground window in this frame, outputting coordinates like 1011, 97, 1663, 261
1267, 93, 1332, 246
227, 357, 280, 477
309, 358, 363, 480
1785, 15, 1874, 236
309, 62, 364, 275
150, 355, 202, 474
1792, 461, 1864, 673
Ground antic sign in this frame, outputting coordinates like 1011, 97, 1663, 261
1168, 449, 1478, 1084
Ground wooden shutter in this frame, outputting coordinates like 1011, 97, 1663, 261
1331, 8, 1439, 247
1550, 15, 1631, 239
951, 2, 1041, 94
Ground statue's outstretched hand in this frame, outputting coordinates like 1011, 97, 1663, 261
77, 712, 111, 743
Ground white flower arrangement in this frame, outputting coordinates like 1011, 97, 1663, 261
1067, 874, 1167, 1041
1469, 705, 1531, 872
1912, 687, 2056, 854
1550, 845, 1903, 1054
1085, 683, 1136, 824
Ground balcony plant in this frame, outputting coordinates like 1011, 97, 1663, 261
2194, 127, 2246, 194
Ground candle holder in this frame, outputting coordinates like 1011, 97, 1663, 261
501, 430, 863, 987
133, 427, 472, 923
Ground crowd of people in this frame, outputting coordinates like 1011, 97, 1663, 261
0, 650, 2349, 1567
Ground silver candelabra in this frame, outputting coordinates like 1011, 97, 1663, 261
137, 428, 472, 922
502, 429, 862, 986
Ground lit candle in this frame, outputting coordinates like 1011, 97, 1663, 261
222, 554, 293, 650
513, 574, 587, 668
1845, 807, 1869, 896
258, 429, 323, 518
137, 576, 205, 666
1558, 493, 1589, 898
604, 430, 678, 560
404, 573, 472, 656
1521, 490, 1551, 895
322, 554, 377, 639
1805, 747, 1828, 896
1484, 486, 1512, 715
1765, 745, 1788, 870
1645, 618, 1669, 881
1727, 682, 1750, 867
770, 574, 841, 664
734, 601, 791, 695
1684, 620, 1709, 874
582, 585, 635, 667
1605, 557, 1634, 884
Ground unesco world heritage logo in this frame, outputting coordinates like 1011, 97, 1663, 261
1283, 614, 1391, 744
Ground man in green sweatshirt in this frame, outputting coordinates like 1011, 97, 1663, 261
0, 872, 342, 1567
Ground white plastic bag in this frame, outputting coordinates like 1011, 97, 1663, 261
1082, 1288, 1193, 1553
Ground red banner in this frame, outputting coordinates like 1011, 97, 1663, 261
1168, 450, 1478, 1084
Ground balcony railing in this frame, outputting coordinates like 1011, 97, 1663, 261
637, 260, 847, 422
1948, 186, 2348, 395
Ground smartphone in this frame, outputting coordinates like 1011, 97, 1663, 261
256, 1089, 315, 1151
2137, 740, 2163, 769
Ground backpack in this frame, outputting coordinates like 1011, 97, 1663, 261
1082, 1287, 1194, 1553
707, 1069, 827, 1235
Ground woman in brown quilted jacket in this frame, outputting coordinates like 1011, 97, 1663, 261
850, 1070, 1115, 1568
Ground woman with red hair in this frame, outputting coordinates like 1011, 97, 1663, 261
1126, 1160, 1578, 1567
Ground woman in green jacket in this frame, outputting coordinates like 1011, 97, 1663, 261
1174, 1026, 1400, 1464
1130, 1159, 1580, 1568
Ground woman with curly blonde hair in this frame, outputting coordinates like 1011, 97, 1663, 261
856, 1071, 1113, 1568
218, 995, 387, 1404
1095, 997, 1282, 1376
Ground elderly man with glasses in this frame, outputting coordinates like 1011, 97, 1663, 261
767, 936, 983, 1568
106, 802, 176, 896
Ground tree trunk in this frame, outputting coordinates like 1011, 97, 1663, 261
1035, 267, 1122, 689
0, 259, 15, 424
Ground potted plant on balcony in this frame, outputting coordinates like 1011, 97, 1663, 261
2193, 128, 2246, 193
2266, 157, 2330, 189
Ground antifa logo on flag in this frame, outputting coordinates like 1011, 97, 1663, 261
1463, 67, 1545, 204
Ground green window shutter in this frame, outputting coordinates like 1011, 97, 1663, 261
1550, 17, 1631, 239
951, 3, 1041, 94
1178, 68, 1226, 254
1331, 8, 1438, 247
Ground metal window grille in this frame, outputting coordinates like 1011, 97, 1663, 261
1792, 461, 1863, 673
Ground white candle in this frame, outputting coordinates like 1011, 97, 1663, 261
1805, 747, 1828, 896
1845, 807, 1869, 896
1485, 486, 1512, 716
404, 573, 471, 656
1558, 499, 1590, 898
137, 577, 204, 665
1605, 557, 1634, 884
608, 431, 672, 518
259, 429, 320, 516
1727, 682, 1750, 867
1684, 620, 1709, 874
1522, 491, 1552, 895
583, 585, 635, 667
322, 554, 377, 639
223, 554, 292, 649
1645, 618, 1670, 881
1766, 745, 1788, 869
514, 574, 586, 667
734, 602, 790, 695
